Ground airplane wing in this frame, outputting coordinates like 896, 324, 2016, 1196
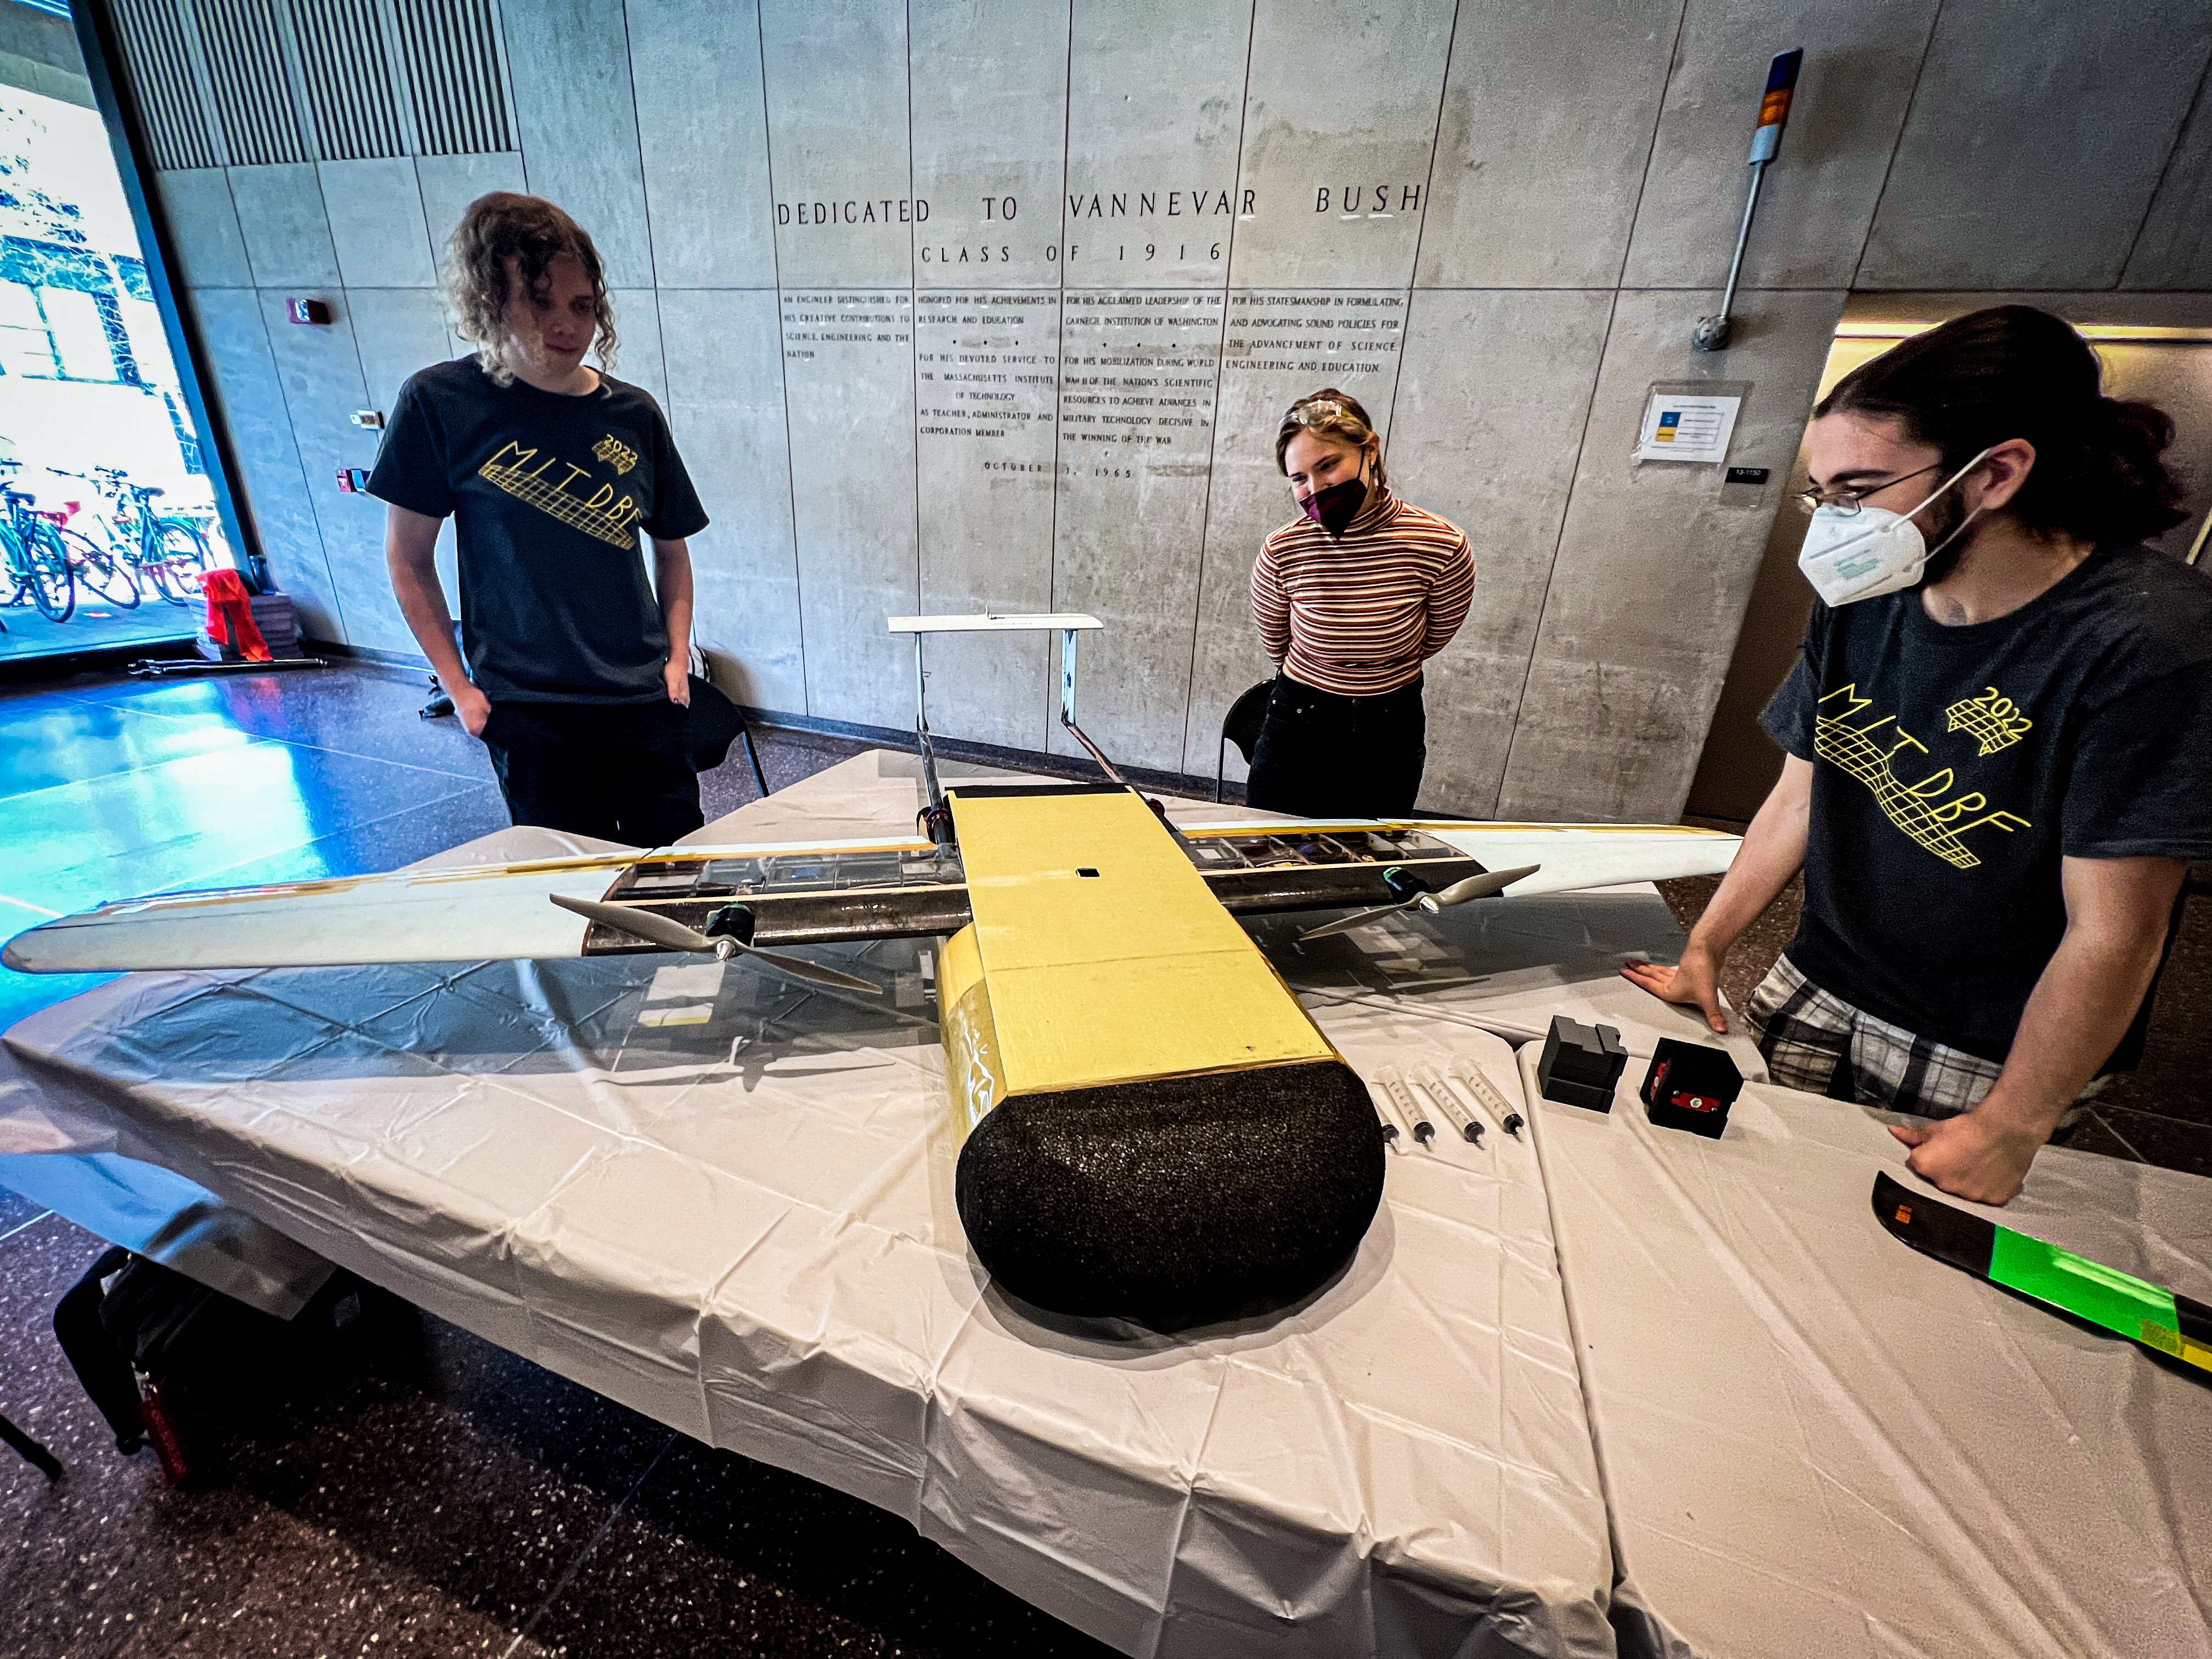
2, 805, 1736, 975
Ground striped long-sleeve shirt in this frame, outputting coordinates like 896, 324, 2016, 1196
1251, 488, 1476, 697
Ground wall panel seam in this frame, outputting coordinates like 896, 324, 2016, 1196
1847, 0, 1948, 291
1383, 0, 1460, 447
2117, 50, 2212, 289
245, 286, 352, 641
1610, 0, 1691, 292
754, 0, 808, 713
1176, 0, 1261, 772
1488, 287, 1623, 818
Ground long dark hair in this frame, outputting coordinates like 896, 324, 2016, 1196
1816, 306, 2185, 545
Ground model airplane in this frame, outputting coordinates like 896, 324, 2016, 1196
4, 616, 1740, 1327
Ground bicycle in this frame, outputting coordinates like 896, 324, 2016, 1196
62, 465, 211, 605
41, 504, 140, 610
0, 472, 72, 622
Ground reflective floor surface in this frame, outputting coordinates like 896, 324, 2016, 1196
0, 660, 1107, 1658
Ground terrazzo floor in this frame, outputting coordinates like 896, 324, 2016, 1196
0, 659, 2203, 1656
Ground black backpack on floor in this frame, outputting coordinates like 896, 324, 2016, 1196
53, 1247, 392, 1482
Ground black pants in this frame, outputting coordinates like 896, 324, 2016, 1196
1243, 673, 1426, 819
482, 699, 704, 847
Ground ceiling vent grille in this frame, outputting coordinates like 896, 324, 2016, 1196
191, 0, 308, 166
392, 0, 511, 156
287, 0, 408, 161
111, 0, 221, 170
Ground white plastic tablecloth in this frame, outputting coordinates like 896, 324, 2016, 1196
1520, 1049, 2212, 1659
0, 753, 1623, 1657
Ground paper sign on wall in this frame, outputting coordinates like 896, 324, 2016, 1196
1637, 392, 1741, 464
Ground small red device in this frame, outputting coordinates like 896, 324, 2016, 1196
1639, 1039, 1742, 1138
287, 298, 331, 324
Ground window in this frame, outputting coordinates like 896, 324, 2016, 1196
0, 281, 57, 377
43, 286, 116, 380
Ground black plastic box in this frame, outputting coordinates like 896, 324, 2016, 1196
1639, 1038, 1742, 1138
1537, 1016, 1627, 1111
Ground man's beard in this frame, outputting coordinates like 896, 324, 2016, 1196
1912, 495, 1976, 589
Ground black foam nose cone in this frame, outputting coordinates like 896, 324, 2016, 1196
954, 1058, 1385, 1328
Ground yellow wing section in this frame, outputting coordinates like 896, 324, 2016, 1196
947, 786, 1334, 1097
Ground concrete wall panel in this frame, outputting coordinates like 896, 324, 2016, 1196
780, 290, 918, 727
1052, 288, 1226, 772
182, 287, 345, 643
905, 3, 1070, 749
627, 0, 777, 289
657, 289, 804, 710
255, 291, 408, 652
154, 169, 251, 289
1417, 0, 1680, 290
1496, 286, 1845, 823
759, 0, 915, 290
1387, 287, 1614, 816
1621, 0, 1940, 290
910, 0, 1067, 292
502, 0, 656, 287
2125, 72, 2212, 291
346, 288, 452, 414
1064, 0, 1251, 291
319, 157, 437, 290
227, 165, 340, 289
1857, 0, 2212, 291
1228, 0, 1457, 290
413, 152, 526, 255
603, 288, 668, 409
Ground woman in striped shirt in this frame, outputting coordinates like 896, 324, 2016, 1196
1245, 389, 1476, 817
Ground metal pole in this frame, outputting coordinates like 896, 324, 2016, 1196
1692, 160, 1765, 353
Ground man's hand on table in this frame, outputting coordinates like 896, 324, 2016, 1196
1620, 944, 1729, 1034
1888, 1109, 2045, 1205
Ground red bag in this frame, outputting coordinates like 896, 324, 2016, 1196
202, 567, 272, 662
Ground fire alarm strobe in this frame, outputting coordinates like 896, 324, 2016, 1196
287, 298, 331, 325
1639, 1037, 1744, 1138
1537, 1015, 1627, 1111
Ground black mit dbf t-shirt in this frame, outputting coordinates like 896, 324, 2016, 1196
1761, 544, 2212, 1065
367, 359, 708, 703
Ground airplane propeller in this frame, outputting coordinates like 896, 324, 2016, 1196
1295, 864, 1542, 944
550, 894, 883, 995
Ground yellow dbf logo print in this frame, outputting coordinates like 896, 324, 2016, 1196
476, 440, 646, 550
1945, 685, 2032, 756
1814, 684, 2031, 870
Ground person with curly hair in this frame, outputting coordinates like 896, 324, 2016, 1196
368, 191, 709, 844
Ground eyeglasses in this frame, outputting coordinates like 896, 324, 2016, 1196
1793, 462, 1942, 516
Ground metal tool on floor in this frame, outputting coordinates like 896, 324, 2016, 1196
126, 654, 327, 678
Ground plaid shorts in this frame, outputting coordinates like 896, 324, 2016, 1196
1743, 955, 2020, 1119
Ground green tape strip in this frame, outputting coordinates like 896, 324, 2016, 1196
1989, 1227, 2180, 1348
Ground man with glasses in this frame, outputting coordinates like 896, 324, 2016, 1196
1624, 307, 2212, 1205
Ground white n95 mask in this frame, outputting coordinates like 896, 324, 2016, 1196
1796, 447, 1994, 607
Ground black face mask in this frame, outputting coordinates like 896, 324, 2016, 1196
1302, 477, 1367, 537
